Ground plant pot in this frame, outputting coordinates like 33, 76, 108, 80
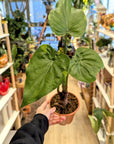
49, 92, 80, 125
0, 54, 8, 68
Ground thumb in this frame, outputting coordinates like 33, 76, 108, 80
49, 107, 56, 114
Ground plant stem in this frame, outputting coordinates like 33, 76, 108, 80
64, 34, 67, 54
61, 74, 69, 104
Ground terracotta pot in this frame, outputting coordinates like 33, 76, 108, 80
49, 92, 80, 125
0, 54, 8, 68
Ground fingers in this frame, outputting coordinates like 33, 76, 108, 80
49, 114, 66, 125
49, 107, 56, 114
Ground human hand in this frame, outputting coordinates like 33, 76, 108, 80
36, 100, 66, 125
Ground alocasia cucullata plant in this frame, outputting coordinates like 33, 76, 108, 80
22, 0, 104, 107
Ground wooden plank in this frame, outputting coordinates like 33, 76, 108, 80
0, 62, 13, 75
1, 105, 9, 125
96, 80, 114, 108
0, 111, 19, 144
82, 88, 92, 114
3, 130, 16, 144
37, 17, 48, 48
0, 33, 9, 39
4, 22, 21, 129
97, 29, 114, 39
100, 56, 114, 77
45, 76, 99, 144
0, 88, 16, 111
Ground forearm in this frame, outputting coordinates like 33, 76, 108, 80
10, 114, 49, 144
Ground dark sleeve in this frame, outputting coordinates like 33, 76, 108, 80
10, 114, 49, 144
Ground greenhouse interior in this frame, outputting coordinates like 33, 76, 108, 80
0, 0, 114, 144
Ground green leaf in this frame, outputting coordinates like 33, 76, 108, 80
94, 108, 114, 119
22, 44, 70, 107
12, 44, 17, 60
88, 116, 100, 133
93, 108, 104, 121
48, 0, 87, 37
69, 47, 104, 83
104, 110, 114, 118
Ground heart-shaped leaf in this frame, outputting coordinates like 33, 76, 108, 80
88, 115, 100, 133
22, 44, 70, 107
69, 47, 104, 83
48, 0, 87, 37
93, 108, 114, 119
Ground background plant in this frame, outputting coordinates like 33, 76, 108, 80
88, 108, 114, 133
6, 10, 28, 41
96, 37, 112, 48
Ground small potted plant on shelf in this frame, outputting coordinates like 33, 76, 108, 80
22, 0, 104, 124
96, 37, 112, 52
0, 42, 8, 68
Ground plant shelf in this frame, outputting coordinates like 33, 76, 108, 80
97, 129, 106, 144
0, 88, 16, 111
96, 80, 114, 108
0, 62, 13, 75
0, 111, 19, 144
3, 130, 16, 144
0, 34, 9, 39
97, 29, 114, 39
99, 52, 114, 77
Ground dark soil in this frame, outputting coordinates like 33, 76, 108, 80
50, 93, 79, 114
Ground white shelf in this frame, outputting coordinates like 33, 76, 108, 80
96, 80, 114, 108
0, 88, 16, 111
97, 29, 114, 39
3, 130, 16, 144
99, 52, 114, 77
0, 62, 13, 75
0, 34, 9, 39
0, 111, 19, 144
93, 97, 101, 108
97, 129, 106, 144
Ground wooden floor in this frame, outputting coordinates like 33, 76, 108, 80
45, 76, 99, 144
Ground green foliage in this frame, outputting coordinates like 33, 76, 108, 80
6, 10, 28, 40
22, 0, 104, 107
72, 0, 94, 9
80, 33, 92, 48
96, 37, 112, 48
48, 0, 87, 37
0, 48, 6, 57
89, 108, 114, 133
69, 47, 104, 82
0, 41, 7, 57
21, 44, 70, 107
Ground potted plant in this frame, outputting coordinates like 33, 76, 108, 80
0, 42, 8, 68
96, 37, 112, 52
22, 0, 104, 124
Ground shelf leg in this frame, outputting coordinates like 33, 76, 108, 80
106, 76, 114, 144
4, 22, 21, 129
